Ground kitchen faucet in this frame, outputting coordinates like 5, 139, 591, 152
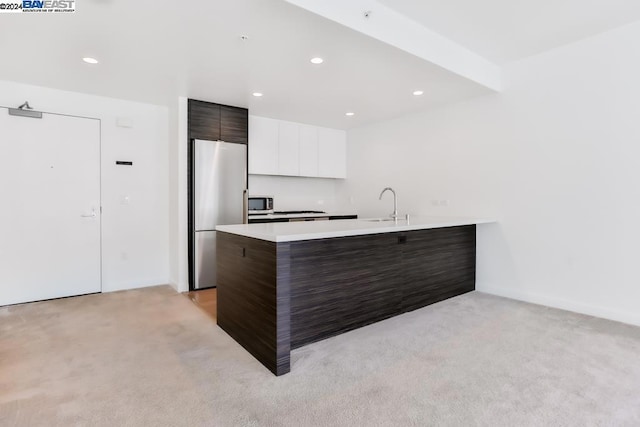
378, 187, 398, 219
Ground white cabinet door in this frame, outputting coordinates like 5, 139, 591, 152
248, 115, 279, 175
0, 109, 101, 306
278, 121, 299, 176
318, 127, 347, 178
248, 116, 347, 178
299, 125, 319, 177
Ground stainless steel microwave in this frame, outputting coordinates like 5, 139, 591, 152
248, 196, 274, 214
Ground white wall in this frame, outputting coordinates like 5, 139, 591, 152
339, 21, 640, 326
249, 175, 343, 212
168, 97, 189, 293
0, 80, 170, 293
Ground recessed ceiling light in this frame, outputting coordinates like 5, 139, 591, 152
412, 90, 424, 96
252, 92, 263, 97
310, 57, 324, 64
82, 57, 99, 64
345, 112, 355, 116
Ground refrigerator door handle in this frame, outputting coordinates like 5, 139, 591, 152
243, 189, 248, 224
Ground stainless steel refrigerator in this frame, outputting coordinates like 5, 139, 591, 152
194, 139, 247, 290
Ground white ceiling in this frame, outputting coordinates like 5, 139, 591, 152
1, 1, 639, 129
0, 0, 490, 129
379, 0, 640, 64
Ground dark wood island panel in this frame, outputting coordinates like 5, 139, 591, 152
216, 225, 476, 376
288, 233, 404, 349
216, 232, 291, 375
400, 227, 476, 313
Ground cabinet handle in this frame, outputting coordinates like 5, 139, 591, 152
398, 235, 407, 244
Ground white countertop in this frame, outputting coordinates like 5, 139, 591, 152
217, 216, 495, 242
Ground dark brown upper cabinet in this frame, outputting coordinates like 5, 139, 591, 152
188, 100, 221, 141
188, 99, 248, 144
220, 106, 249, 144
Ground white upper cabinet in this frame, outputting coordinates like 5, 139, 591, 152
318, 128, 347, 178
248, 116, 279, 175
248, 115, 346, 179
278, 121, 300, 176
299, 125, 319, 177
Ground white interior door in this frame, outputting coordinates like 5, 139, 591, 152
0, 108, 101, 306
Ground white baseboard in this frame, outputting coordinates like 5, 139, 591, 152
168, 281, 190, 293
168, 280, 189, 293
102, 281, 170, 293
478, 284, 640, 327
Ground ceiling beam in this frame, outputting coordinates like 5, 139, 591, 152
285, 0, 502, 91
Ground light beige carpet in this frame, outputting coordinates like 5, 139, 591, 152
1, 286, 639, 426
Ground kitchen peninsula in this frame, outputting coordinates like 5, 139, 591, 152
216, 217, 493, 375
